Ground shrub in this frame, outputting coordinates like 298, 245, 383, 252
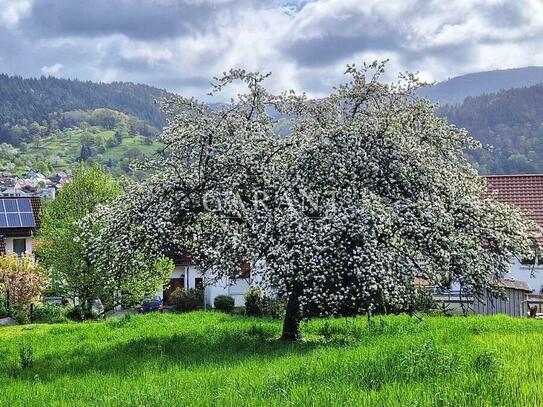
170, 288, 203, 312
231, 307, 246, 316
32, 303, 68, 324
246, 322, 271, 339
245, 287, 263, 317
0, 297, 8, 318
0, 254, 48, 313
214, 295, 234, 313
260, 296, 285, 319
11, 307, 30, 324
65, 305, 85, 321
108, 312, 133, 328
244, 287, 284, 319
388, 287, 436, 315
410, 288, 437, 313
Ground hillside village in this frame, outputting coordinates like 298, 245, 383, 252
0, 170, 70, 199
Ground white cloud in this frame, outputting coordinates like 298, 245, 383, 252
2, 0, 543, 99
0, 0, 32, 28
41, 63, 64, 76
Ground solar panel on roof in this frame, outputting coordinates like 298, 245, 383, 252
17, 199, 31, 212
19, 213, 34, 226
0, 198, 35, 228
3, 200, 16, 212
7, 213, 21, 227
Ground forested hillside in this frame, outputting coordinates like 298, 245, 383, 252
0, 74, 169, 146
5, 71, 543, 176
440, 83, 543, 174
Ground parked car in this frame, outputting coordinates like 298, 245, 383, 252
138, 298, 164, 314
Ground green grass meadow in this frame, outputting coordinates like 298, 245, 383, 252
1, 312, 543, 406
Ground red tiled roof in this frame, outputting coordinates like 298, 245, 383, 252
485, 174, 543, 228
30, 196, 41, 228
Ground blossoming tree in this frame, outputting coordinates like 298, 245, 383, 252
0, 253, 47, 313
84, 62, 537, 340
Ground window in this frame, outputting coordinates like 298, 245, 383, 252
195, 278, 204, 289
13, 238, 26, 256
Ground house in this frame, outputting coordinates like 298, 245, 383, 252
0, 171, 69, 200
0, 196, 41, 256
431, 175, 543, 316
435, 279, 533, 317
157, 252, 252, 308
485, 175, 543, 293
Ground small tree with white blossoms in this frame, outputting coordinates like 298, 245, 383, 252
83, 62, 537, 340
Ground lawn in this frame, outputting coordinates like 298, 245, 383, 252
1, 312, 542, 406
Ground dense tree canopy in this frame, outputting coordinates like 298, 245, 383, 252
37, 165, 172, 317
83, 63, 537, 339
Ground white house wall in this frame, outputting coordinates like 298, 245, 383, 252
156, 265, 251, 307
505, 259, 543, 293
4, 237, 33, 255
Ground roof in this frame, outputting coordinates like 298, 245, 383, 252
485, 175, 543, 228
0, 196, 40, 232
500, 278, 532, 292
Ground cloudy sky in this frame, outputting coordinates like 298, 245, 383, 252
1, 0, 543, 99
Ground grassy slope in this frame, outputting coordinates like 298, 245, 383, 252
1, 312, 543, 406
9, 128, 160, 174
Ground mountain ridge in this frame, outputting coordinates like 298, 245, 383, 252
419, 66, 543, 105
0, 73, 172, 130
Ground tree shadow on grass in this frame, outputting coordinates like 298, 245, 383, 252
11, 324, 319, 381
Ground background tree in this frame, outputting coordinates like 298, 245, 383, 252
83, 63, 537, 340
37, 165, 172, 316
37, 166, 118, 317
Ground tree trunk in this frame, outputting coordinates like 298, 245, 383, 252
280, 290, 302, 341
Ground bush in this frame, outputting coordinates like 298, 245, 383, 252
170, 288, 203, 312
65, 305, 85, 321
10, 306, 30, 324
0, 254, 48, 313
260, 296, 285, 319
32, 303, 68, 324
244, 287, 285, 319
245, 287, 263, 317
231, 307, 246, 316
214, 295, 234, 313
0, 298, 8, 318
407, 288, 436, 314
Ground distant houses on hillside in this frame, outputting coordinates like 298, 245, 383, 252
0, 170, 70, 200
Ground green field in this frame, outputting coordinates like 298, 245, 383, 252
1, 312, 542, 406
